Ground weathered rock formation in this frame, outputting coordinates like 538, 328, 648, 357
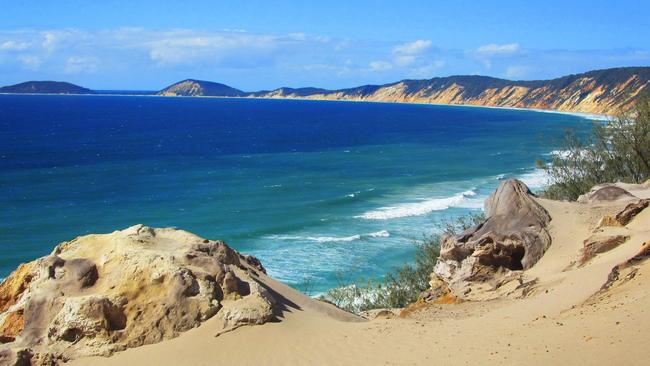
577, 184, 638, 204
615, 199, 650, 226
0, 225, 277, 365
579, 234, 630, 265
429, 180, 551, 298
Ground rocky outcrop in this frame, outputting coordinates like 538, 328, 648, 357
595, 215, 623, 229
579, 234, 630, 265
430, 180, 551, 298
600, 240, 650, 292
0, 225, 278, 365
615, 199, 650, 225
577, 184, 638, 204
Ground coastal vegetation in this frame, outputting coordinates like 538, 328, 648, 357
322, 213, 484, 313
540, 95, 650, 200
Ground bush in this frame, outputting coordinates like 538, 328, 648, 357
540, 95, 650, 200
321, 212, 484, 313
322, 235, 440, 313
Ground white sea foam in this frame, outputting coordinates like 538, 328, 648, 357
268, 229, 391, 243
356, 190, 481, 220
547, 149, 570, 158
517, 169, 550, 189
368, 230, 390, 238
270, 234, 362, 242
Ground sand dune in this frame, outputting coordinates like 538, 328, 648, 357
70, 182, 650, 366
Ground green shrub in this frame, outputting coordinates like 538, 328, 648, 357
321, 235, 441, 313
320, 212, 484, 313
540, 95, 650, 200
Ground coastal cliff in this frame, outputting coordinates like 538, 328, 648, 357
2, 67, 647, 115
160, 67, 650, 115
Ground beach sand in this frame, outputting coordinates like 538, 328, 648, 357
72, 184, 650, 366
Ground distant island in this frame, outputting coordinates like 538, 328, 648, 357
0, 81, 93, 95
2, 67, 650, 115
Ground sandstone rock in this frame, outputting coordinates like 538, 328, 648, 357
577, 184, 637, 204
0, 263, 35, 314
580, 234, 630, 265
601, 240, 650, 292
433, 180, 551, 299
615, 199, 650, 226
0, 225, 276, 365
217, 281, 276, 329
595, 215, 623, 229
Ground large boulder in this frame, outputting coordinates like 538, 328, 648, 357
0, 225, 276, 365
431, 180, 551, 298
577, 184, 637, 204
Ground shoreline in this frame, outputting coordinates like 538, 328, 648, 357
0, 91, 612, 120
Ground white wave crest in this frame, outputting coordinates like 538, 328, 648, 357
517, 169, 550, 189
356, 190, 481, 220
368, 230, 390, 238
268, 229, 391, 243
269, 234, 361, 242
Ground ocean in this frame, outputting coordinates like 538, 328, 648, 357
0, 95, 594, 292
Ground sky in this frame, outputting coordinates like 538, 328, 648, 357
0, 0, 649, 90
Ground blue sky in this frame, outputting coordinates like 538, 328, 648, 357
1, 0, 649, 90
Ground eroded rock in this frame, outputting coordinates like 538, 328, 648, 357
615, 199, 650, 226
0, 225, 276, 365
580, 234, 630, 265
595, 215, 623, 229
217, 281, 276, 329
577, 184, 637, 204
432, 180, 551, 299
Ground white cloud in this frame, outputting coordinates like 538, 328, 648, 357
369, 60, 393, 71
409, 60, 446, 78
1, 41, 30, 51
42, 32, 60, 52
145, 32, 279, 66
475, 43, 520, 56
394, 55, 416, 67
505, 65, 529, 78
393, 39, 432, 55
0, 28, 648, 89
64, 56, 99, 74
18, 55, 42, 70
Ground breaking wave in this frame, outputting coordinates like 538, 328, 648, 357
267, 230, 391, 243
516, 169, 550, 189
356, 190, 482, 220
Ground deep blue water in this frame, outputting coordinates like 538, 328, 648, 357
0, 95, 593, 293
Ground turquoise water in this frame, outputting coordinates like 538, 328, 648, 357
0, 95, 593, 292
